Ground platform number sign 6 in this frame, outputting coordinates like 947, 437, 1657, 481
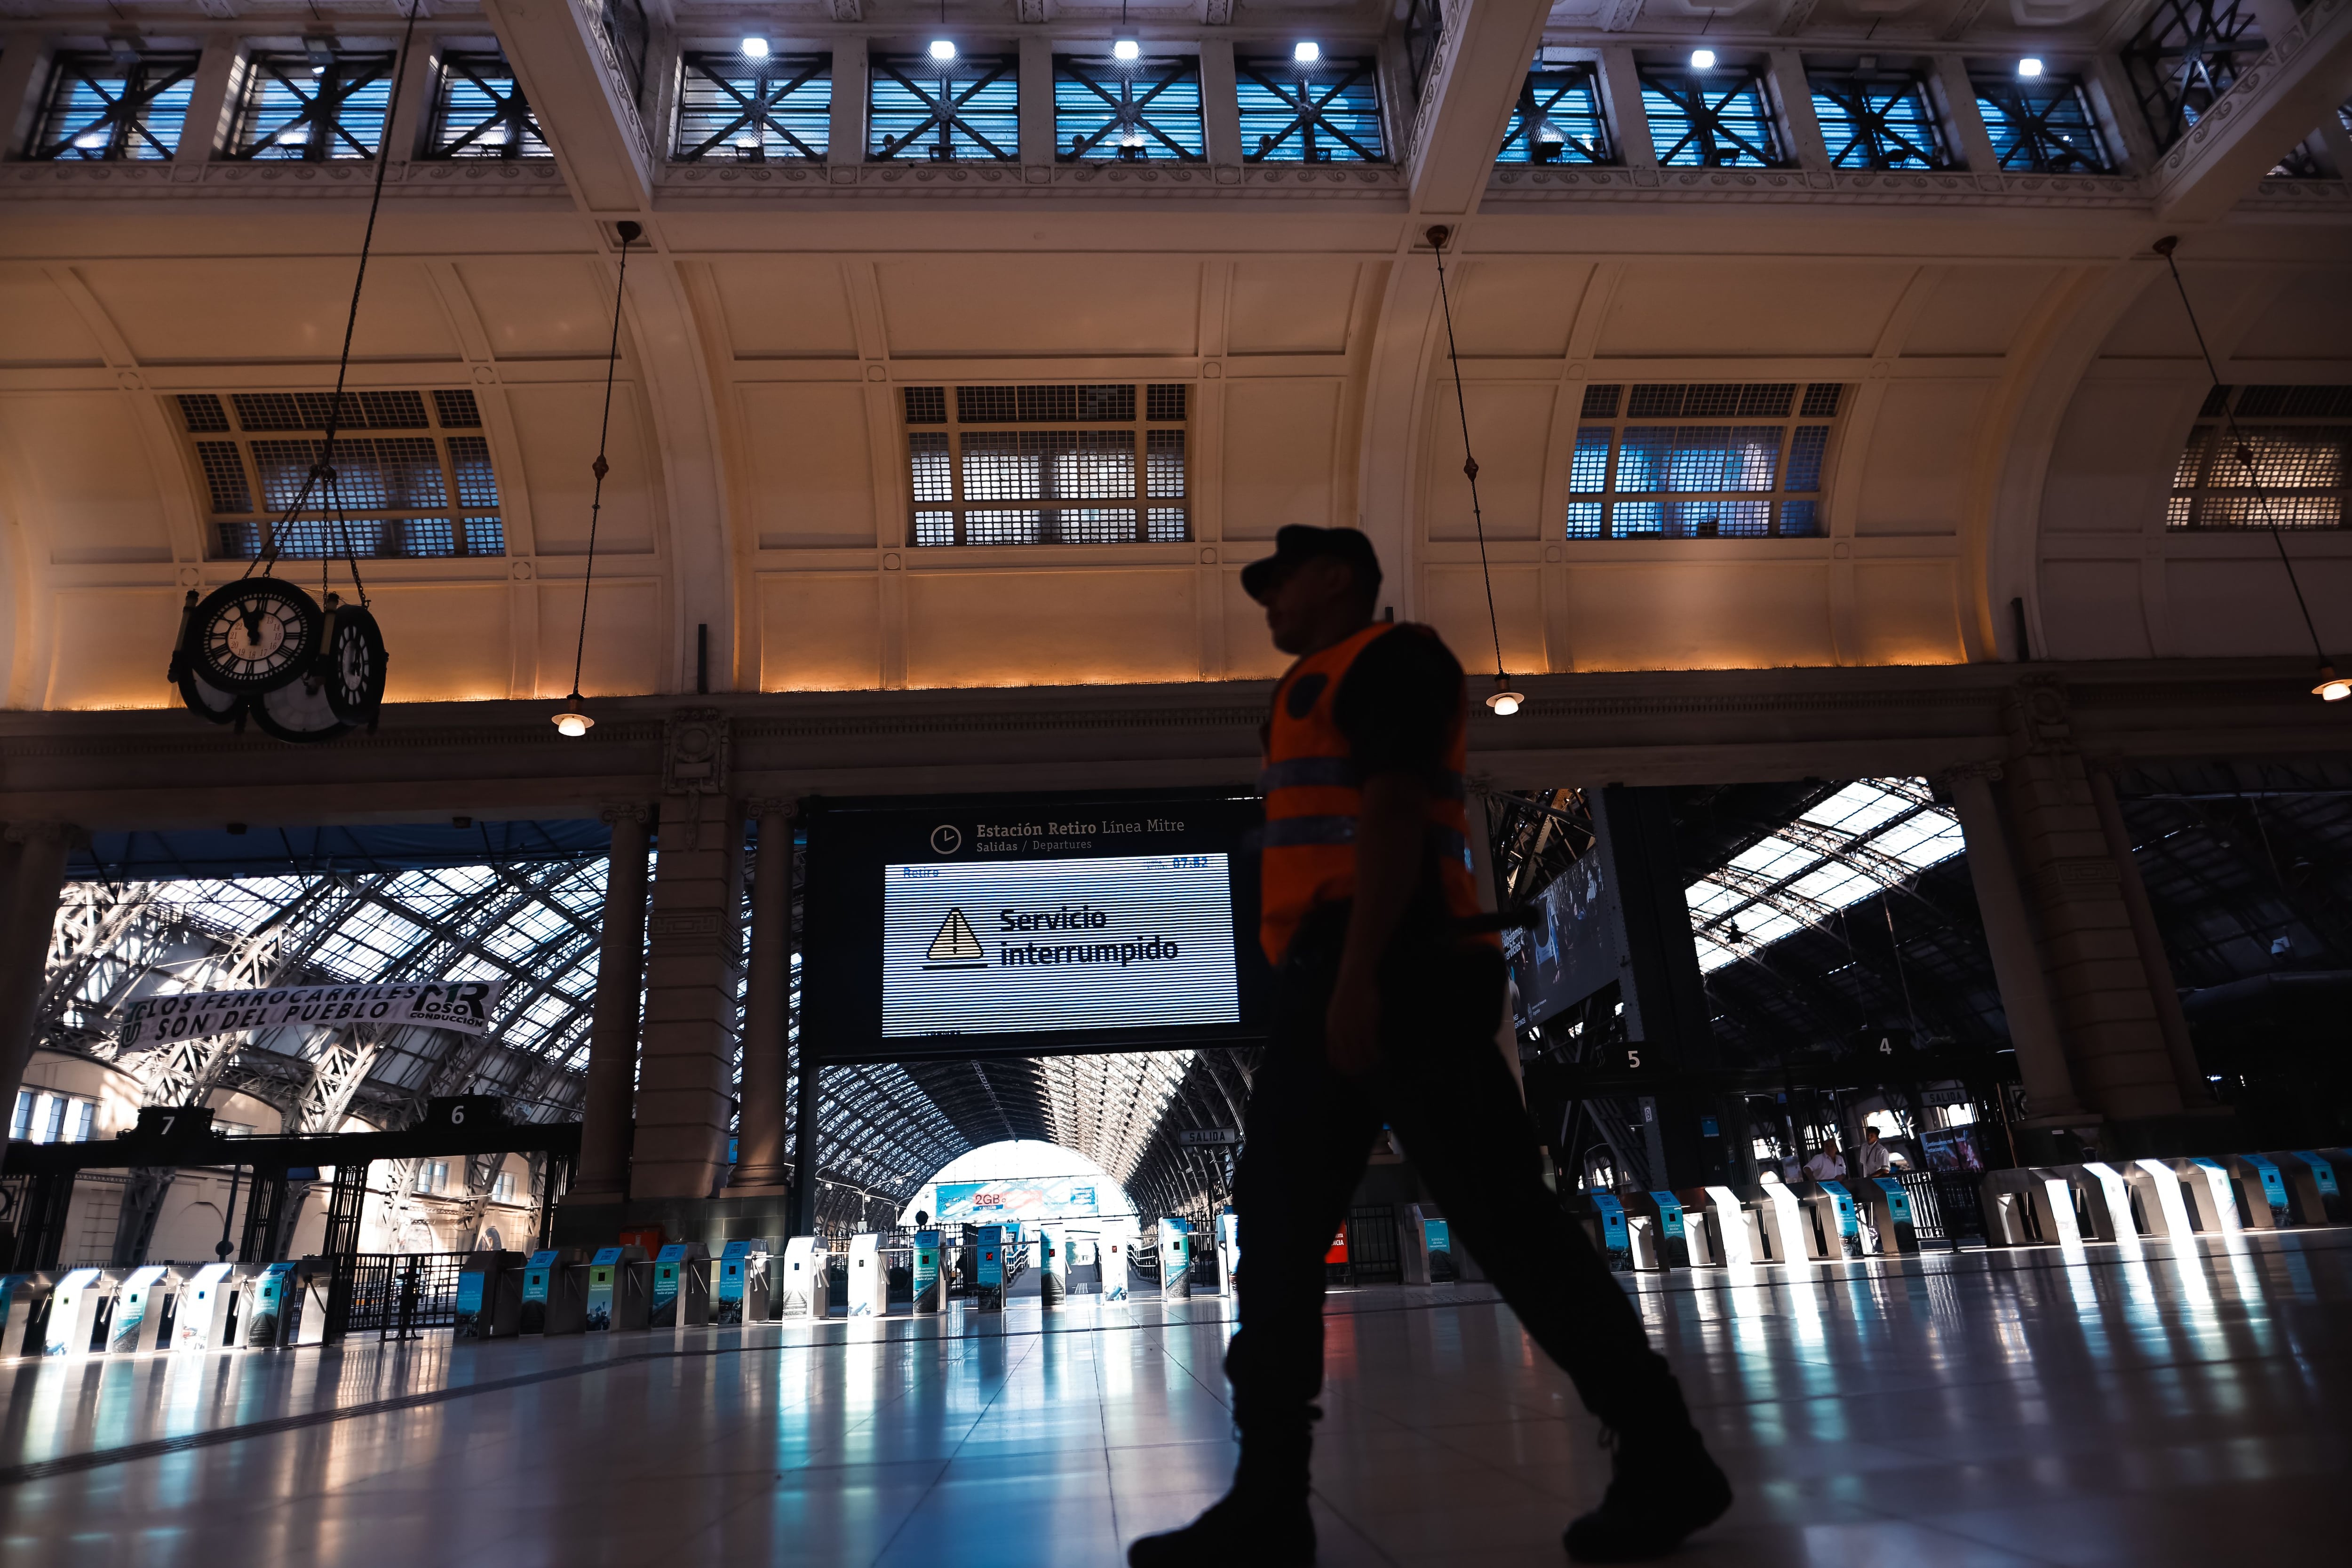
449, 1104, 466, 1125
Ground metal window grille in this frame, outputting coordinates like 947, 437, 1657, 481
2168, 386, 2352, 530
2122, 0, 2264, 154
593, 0, 652, 100
1404, 0, 1446, 103
427, 52, 552, 159
675, 51, 831, 161
903, 382, 1191, 546
30, 50, 199, 161
1237, 56, 1386, 163
1808, 72, 1947, 170
1971, 75, 2112, 173
1501, 62, 1612, 165
1640, 65, 1786, 168
869, 54, 1018, 162
228, 50, 395, 160
1566, 382, 1844, 540
1055, 54, 1205, 162
174, 390, 507, 560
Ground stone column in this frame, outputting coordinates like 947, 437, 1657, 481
2087, 766, 2214, 1111
729, 801, 794, 1193
1999, 680, 2185, 1127
0, 822, 73, 1174
630, 716, 747, 1198
1940, 765, 2090, 1129
570, 804, 650, 1202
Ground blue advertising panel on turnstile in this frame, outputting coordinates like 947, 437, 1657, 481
975, 1224, 1005, 1310
913, 1230, 944, 1312
2292, 1152, 2345, 1222
1589, 1194, 1632, 1272
521, 1250, 557, 1333
587, 1246, 624, 1330
1646, 1192, 1690, 1269
1817, 1182, 1862, 1256
2243, 1156, 2293, 1225
652, 1244, 687, 1324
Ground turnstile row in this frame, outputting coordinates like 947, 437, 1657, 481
0, 1258, 317, 1360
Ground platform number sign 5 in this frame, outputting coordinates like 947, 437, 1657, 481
1625, 1049, 1642, 1071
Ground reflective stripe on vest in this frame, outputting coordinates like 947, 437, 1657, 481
1257, 622, 1488, 965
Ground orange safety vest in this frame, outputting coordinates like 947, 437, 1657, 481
1257, 622, 1486, 965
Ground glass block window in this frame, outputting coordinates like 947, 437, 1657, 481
1972, 72, 2111, 173
427, 51, 552, 158
1565, 382, 1844, 540
869, 53, 1018, 161
1641, 65, 1786, 168
2122, 0, 2264, 154
173, 389, 508, 560
1809, 72, 1947, 170
1500, 61, 1611, 165
675, 51, 830, 161
2168, 386, 2352, 530
1056, 53, 1205, 161
228, 50, 396, 160
1237, 56, 1386, 163
29, 50, 200, 161
902, 383, 1191, 546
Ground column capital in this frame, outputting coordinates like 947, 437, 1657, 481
1933, 761, 2003, 788
3, 820, 82, 847
744, 796, 797, 821
600, 800, 652, 827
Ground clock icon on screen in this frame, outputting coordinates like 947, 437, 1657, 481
931, 825, 961, 855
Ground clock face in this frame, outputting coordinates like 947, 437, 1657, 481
321, 605, 388, 723
188, 580, 323, 693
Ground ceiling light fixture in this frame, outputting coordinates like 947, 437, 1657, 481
1486, 675, 1526, 716
1294, 41, 1321, 64
2317, 666, 2350, 702
1113, 38, 1142, 62
930, 38, 957, 62
1690, 48, 1716, 70
741, 37, 770, 59
555, 219, 639, 739
2017, 56, 2044, 77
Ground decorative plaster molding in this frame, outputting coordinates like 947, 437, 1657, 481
826, 0, 863, 17
1487, 164, 2151, 208
1014, 0, 1055, 20
2156, 0, 2350, 180
581, 0, 660, 175
663, 708, 731, 796
0, 159, 569, 199
1198, 0, 1234, 21
600, 800, 653, 826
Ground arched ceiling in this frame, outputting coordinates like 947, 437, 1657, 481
0, 0, 2344, 717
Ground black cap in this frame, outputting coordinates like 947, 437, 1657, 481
1240, 525, 1384, 604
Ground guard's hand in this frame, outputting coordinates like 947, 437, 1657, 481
1324, 972, 1380, 1078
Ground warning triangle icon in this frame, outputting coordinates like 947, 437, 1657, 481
926, 907, 986, 965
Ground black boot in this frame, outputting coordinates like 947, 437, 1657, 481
1562, 1425, 1733, 1563
1126, 1489, 1316, 1568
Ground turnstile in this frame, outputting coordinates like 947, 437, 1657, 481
585, 1244, 650, 1331
44, 1268, 109, 1357
243, 1261, 307, 1348
912, 1230, 946, 1313
2063, 1163, 2139, 1244
652, 1243, 712, 1327
2274, 1152, 2346, 1225
521, 1248, 587, 1334
714, 1240, 771, 1323
173, 1263, 238, 1351
1038, 1226, 1069, 1307
1099, 1226, 1131, 1302
1805, 1182, 1863, 1258
1584, 1192, 1634, 1272
973, 1225, 1007, 1311
1854, 1178, 1921, 1255
1156, 1218, 1192, 1300
1, 1273, 51, 1357
844, 1234, 887, 1318
1627, 1192, 1689, 1270
1696, 1186, 1761, 1265
457, 1251, 524, 1339
2227, 1155, 2295, 1229
2171, 1158, 2243, 1235
777, 1238, 827, 1318
1753, 1178, 1812, 1263
1213, 1212, 1241, 1295
106, 1266, 170, 1354
2124, 1160, 2198, 1241
1980, 1168, 2081, 1247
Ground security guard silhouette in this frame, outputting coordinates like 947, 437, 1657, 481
1128, 527, 1730, 1566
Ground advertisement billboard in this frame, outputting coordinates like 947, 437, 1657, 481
936, 1179, 1101, 1225
1507, 853, 1623, 1029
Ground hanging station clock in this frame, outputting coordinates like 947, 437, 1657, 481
170, 581, 388, 741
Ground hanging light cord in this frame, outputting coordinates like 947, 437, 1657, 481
243, 0, 422, 605
567, 225, 637, 705
1427, 226, 1508, 684
2154, 237, 2331, 673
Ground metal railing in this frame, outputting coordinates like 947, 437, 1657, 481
340, 1252, 470, 1340
1895, 1170, 1987, 1249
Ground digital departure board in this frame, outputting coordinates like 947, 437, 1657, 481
801, 792, 1270, 1062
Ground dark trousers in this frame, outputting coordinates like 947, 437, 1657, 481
1223, 928, 1686, 1489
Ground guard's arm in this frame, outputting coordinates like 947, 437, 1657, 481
1325, 773, 1430, 1075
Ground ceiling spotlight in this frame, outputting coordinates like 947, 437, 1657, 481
1113, 39, 1142, 62
552, 708, 594, 738
930, 39, 958, 62
1486, 674, 1526, 717
1690, 48, 1716, 70
2018, 56, 2044, 77
741, 37, 770, 59
1294, 41, 1321, 64
2316, 664, 2350, 701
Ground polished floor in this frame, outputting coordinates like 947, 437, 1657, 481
6, 1231, 2352, 1566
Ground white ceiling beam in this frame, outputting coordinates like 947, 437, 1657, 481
2152, 0, 2352, 224
1406, 0, 1553, 218
480, 0, 656, 211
